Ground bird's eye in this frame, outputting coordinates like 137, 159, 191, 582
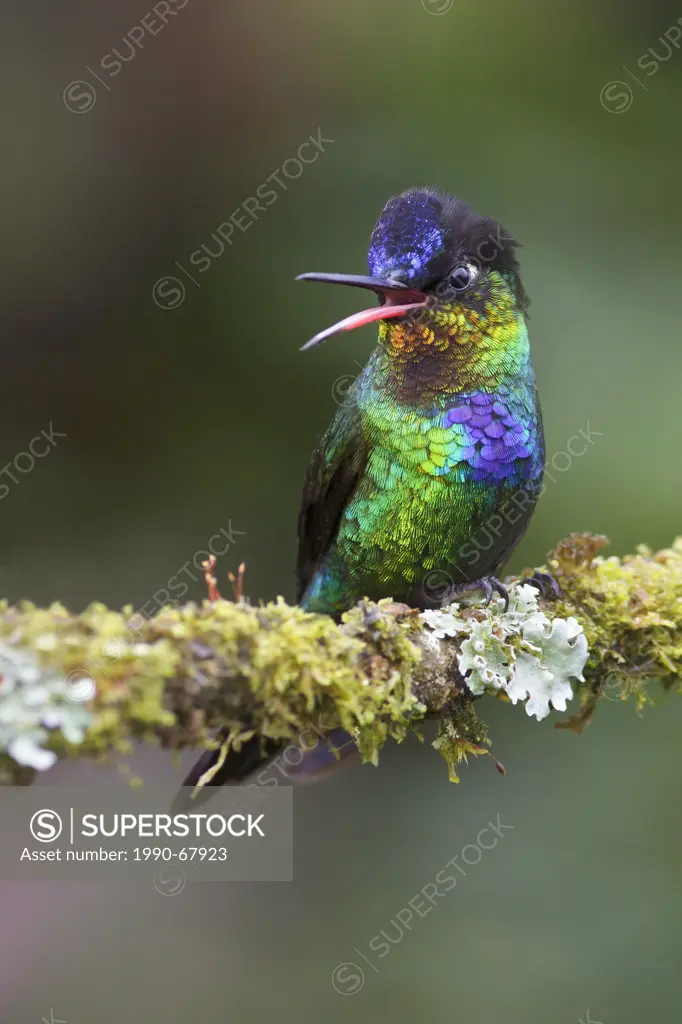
448, 263, 478, 292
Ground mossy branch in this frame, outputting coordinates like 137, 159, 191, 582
1, 534, 681, 786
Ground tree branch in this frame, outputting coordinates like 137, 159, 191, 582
1, 533, 681, 786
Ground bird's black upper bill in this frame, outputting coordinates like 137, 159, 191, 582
296, 272, 428, 350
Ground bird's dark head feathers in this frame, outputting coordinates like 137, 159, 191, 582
367, 188, 528, 310
296, 187, 528, 353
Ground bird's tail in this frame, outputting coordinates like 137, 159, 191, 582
171, 727, 357, 812
170, 732, 280, 814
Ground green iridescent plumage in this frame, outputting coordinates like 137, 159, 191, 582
297, 189, 545, 616
175, 187, 547, 797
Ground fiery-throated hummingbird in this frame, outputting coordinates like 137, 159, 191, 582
175, 187, 546, 800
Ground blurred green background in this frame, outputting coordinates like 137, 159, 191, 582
3, 0, 682, 1020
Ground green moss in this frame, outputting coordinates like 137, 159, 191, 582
543, 534, 682, 728
0, 534, 680, 785
432, 701, 492, 782
0, 596, 426, 781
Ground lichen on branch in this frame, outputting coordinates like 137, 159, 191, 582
0, 533, 681, 787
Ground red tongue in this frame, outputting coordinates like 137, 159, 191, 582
300, 300, 427, 350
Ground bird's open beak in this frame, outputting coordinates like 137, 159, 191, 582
296, 272, 429, 350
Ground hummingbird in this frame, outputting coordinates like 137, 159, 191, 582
174, 187, 546, 802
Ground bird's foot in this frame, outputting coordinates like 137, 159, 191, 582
523, 570, 560, 600
446, 576, 509, 612
481, 576, 509, 611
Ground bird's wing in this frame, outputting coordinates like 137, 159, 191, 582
296, 396, 368, 603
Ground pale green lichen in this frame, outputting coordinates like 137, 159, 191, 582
508, 613, 587, 719
0, 641, 93, 771
458, 619, 511, 694
422, 584, 589, 721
